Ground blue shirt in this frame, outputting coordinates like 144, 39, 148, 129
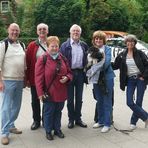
70, 38, 83, 69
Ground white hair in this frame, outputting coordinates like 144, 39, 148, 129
69, 24, 82, 34
8, 23, 20, 30
37, 23, 48, 31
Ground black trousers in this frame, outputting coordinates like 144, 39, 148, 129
94, 89, 114, 123
31, 86, 41, 122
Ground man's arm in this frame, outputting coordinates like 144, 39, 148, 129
0, 71, 4, 92
0, 42, 6, 92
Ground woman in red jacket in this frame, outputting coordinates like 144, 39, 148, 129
35, 36, 72, 140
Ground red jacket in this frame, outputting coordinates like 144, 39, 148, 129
35, 52, 73, 102
26, 41, 39, 86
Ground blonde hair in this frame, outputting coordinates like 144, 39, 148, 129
92, 30, 106, 46
47, 36, 60, 47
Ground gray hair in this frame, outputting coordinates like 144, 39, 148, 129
69, 24, 82, 34
124, 34, 138, 44
37, 23, 48, 31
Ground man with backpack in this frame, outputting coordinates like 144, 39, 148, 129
26, 23, 48, 130
0, 23, 26, 145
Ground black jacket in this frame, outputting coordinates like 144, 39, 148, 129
112, 48, 148, 91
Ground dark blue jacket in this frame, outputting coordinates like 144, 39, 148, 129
60, 38, 88, 68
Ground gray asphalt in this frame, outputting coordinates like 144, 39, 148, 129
0, 71, 148, 148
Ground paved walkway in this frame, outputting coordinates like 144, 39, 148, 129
0, 72, 148, 148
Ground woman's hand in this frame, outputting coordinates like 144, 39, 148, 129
139, 77, 144, 81
60, 76, 68, 84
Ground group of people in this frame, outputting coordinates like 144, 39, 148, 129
0, 22, 148, 145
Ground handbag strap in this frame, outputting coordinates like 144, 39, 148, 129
35, 39, 47, 52
44, 57, 61, 92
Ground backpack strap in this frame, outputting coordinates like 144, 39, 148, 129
2, 38, 25, 54
1, 38, 9, 54
43, 56, 61, 93
43, 55, 47, 65
19, 41, 25, 51
60, 54, 67, 62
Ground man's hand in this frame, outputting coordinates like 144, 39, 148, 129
0, 81, 4, 92
26, 80, 31, 88
38, 95, 44, 102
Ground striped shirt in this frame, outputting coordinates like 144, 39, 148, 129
70, 38, 83, 69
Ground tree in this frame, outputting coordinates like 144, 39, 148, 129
0, 19, 7, 38
20, 0, 44, 37
33, 0, 85, 37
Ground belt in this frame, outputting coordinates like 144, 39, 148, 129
128, 74, 141, 79
71, 68, 83, 71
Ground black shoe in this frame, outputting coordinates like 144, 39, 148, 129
46, 132, 54, 140
75, 120, 87, 128
31, 121, 40, 130
54, 130, 64, 138
68, 121, 74, 129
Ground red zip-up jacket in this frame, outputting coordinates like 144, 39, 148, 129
35, 52, 73, 102
26, 41, 39, 86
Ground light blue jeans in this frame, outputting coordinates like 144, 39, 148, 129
93, 79, 114, 127
0, 80, 24, 137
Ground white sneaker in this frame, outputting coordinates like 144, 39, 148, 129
101, 126, 110, 133
144, 119, 148, 128
130, 124, 136, 130
93, 123, 103, 128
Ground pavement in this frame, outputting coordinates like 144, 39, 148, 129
0, 71, 148, 148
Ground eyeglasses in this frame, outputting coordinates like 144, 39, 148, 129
126, 40, 135, 43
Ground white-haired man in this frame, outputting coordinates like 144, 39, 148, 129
60, 24, 88, 129
0, 23, 25, 145
26, 23, 49, 130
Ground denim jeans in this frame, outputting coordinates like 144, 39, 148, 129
94, 89, 114, 123
126, 78, 148, 125
30, 86, 41, 122
67, 69, 84, 122
93, 79, 114, 127
43, 100, 64, 133
0, 80, 24, 137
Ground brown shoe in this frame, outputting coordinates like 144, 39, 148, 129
1, 137, 9, 145
10, 128, 22, 134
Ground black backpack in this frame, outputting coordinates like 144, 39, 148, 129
0, 38, 25, 54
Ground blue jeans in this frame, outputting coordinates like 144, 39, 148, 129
0, 80, 24, 137
93, 79, 114, 127
67, 69, 84, 122
43, 100, 64, 133
126, 78, 148, 125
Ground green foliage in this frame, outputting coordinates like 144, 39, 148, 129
142, 12, 148, 31
16, 5, 25, 27
33, 0, 85, 37
1, 0, 147, 43
88, 0, 112, 30
105, 7, 129, 31
0, 19, 7, 38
